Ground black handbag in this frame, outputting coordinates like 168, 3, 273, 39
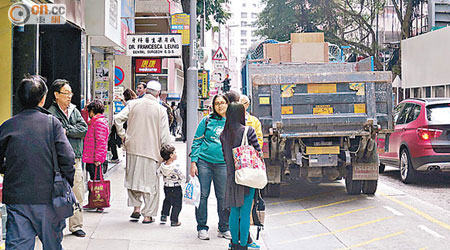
48, 115, 79, 219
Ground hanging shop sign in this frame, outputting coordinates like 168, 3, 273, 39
126, 34, 182, 57
171, 13, 190, 45
198, 70, 210, 99
135, 58, 162, 74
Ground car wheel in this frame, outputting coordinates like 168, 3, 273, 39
400, 149, 416, 184
379, 163, 385, 173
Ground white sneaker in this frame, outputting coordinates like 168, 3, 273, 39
217, 230, 232, 240
198, 230, 210, 240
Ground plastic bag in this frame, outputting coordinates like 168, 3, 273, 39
183, 176, 201, 208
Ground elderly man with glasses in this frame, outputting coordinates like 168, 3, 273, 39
48, 79, 88, 238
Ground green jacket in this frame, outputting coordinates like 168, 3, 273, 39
190, 115, 226, 164
48, 103, 87, 158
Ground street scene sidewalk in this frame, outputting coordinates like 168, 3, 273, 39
35, 140, 265, 250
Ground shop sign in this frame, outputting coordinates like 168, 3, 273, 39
126, 34, 182, 57
171, 13, 190, 45
135, 58, 162, 74
198, 70, 210, 99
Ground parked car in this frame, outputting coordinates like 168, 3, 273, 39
378, 98, 450, 183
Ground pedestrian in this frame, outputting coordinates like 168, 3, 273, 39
82, 100, 109, 211
121, 88, 138, 106
240, 95, 263, 149
224, 90, 240, 103
48, 79, 88, 238
237, 95, 263, 250
220, 103, 262, 250
190, 94, 232, 240
0, 75, 75, 249
170, 102, 178, 136
158, 145, 185, 227
136, 82, 146, 98
114, 80, 171, 224
174, 104, 182, 136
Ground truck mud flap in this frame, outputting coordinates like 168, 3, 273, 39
352, 163, 379, 180
266, 161, 282, 183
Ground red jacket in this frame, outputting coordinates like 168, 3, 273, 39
82, 114, 109, 163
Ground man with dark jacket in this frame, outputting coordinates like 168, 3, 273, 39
48, 79, 88, 237
0, 75, 75, 249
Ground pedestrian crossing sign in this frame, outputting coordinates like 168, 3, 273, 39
212, 47, 228, 61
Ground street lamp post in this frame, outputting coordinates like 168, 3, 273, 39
186, 0, 198, 178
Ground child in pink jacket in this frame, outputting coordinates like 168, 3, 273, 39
82, 100, 109, 181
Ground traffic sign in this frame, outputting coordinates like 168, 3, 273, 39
212, 69, 226, 82
213, 60, 225, 69
115, 66, 125, 86
212, 47, 228, 61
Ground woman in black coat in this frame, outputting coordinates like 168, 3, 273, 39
220, 103, 261, 250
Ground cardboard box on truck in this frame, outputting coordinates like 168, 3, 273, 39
291, 42, 329, 63
263, 43, 291, 64
291, 32, 324, 43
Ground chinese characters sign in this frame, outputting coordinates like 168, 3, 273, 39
126, 34, 182, 57
171, 13, 190, 45
198, 70, 210, 99
135, 58, 162, 74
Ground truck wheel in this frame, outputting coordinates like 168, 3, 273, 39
400, 149, 416, 184
362, 180, 378, 194
263, 183, 281, 197
345, 166, 362, 195
379, 163, 385, 173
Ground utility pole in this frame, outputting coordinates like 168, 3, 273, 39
186, 0, 198, 178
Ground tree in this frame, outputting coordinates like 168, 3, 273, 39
179, 0, 230, 140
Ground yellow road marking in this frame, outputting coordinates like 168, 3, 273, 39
280, 183, 290, 186
336, 231, 404, 250
268, 198, 357, 216
269, 206, 374, 230
418, 248, 429, 250
380, 192, 450, 231
280, 216, 393, 244
268, 191, 337, 206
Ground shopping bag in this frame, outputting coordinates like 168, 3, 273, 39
183, 176, 201, 208
84, 165, 111, 208
233, 127, 267, 189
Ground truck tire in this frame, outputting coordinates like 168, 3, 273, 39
263, 183, 281, 197
379, 163, 385, 173
345, 166, 362, 195
400, 149, 416, 184
362, 180, 378, 194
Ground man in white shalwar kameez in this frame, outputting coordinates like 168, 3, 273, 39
114, 80, 171, 223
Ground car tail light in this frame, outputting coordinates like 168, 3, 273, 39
417, 127, 443, 140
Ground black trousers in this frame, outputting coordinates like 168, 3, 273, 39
108, 140, 119, 160
86, 163, 102, 181
161, 186, 182, 223
6, 204, 65, 250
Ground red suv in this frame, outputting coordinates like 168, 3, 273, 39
378, 98, 450, 183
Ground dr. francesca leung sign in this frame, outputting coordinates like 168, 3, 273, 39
127, 34, 182, 57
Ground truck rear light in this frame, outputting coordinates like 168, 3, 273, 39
417, 127, 443, 140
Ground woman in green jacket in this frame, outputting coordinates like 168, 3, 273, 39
190, 94, 230, 240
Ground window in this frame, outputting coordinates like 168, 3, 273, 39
241, 48, 247, 54
242, 3, 246, 7
393, 103, 405, 124
241, 39, 247, 45
241, 21, 247, 26
397, 103, 414, 125
241, 30, 247, 36
426, 104, 450, 124
253, 3, 257, 7
251, 13, 258, 19
241, 12, 248, 18
406, 104, 421, 124
251, 39, 257, 44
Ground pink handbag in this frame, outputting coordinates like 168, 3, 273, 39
85, 165, 111, 208
232, 126, 267, 189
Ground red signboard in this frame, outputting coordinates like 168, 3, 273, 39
135, 58, 162, 73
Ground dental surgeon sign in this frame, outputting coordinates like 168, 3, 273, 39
126, 34, 182, 57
